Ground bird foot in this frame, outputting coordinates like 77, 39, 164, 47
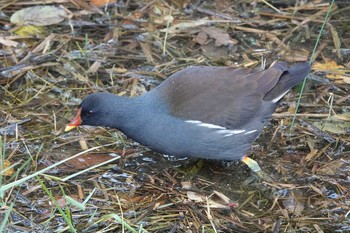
242, 156, 275, 183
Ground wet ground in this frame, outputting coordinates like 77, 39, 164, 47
1, 0, 350, 232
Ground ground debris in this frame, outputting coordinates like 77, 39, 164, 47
0, 0, 349, 232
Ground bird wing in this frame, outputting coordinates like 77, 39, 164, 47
155, 63, 288, 130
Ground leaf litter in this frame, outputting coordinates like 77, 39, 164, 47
0, 0, 350, 232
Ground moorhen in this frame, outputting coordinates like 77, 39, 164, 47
65, 62, 310, 173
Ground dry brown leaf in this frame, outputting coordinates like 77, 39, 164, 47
11, 6, 67, 26
2, 159, 14, 177
91, 0, 117, 7
342, 77, 350, 84
333, 112, 350, 121
195, 31, 208, 45
54, 153, 118, 171
282, 50, 309, 62
328, 23, 341, 59
313, 59, 344, 71
187, 191, 204, 202
201, 41, 230, 60
316, 160, 344, 175
181, 181, 192, 189
313, 59, 349, 83
200, 27, 233, 46
202, 200, 230, 209
87, 61, 102, 74
161, 18, 231, 34
313, 120, 350, 134
139, 41, 154, 64
305, 149, 318, 161
281, 190, 305, 216
186, 191, 230, 209
213, 191, 231, 204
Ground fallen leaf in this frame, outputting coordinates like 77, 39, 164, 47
316, 160, 344, 175
329, 24, 341, 59
333, 112, 350, 121
10, 6, 67, 26
313, 113, 350, 134
187, 191, 204, 202
195, 31, 208, 45
91, 0, 117, 7
313, 59, 344, 70
213, 191, 231, 204
201, 41, 229, 60
2, 160, 14, 177
281, 190, 305, 216
282, 50, 309, 62
313, 120, 350, 134
313, 59, 350, 83
305, 148, 318, 161
186, 191, 231, 209
161, 18, 225, 34
181, 181, 192, 189
200, 27, 234, 47
14, 25, 46, 37
342, 76, 350, 84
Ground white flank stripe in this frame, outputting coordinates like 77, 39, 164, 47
186, 120, 225, 129
244, 130, 257, 135
186, 120, 246, 136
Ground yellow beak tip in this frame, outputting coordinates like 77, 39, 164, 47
65, 125, 77, 132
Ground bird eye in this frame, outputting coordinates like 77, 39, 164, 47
86, 110, 93, 116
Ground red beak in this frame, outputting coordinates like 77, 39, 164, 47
65, 107, 82, 132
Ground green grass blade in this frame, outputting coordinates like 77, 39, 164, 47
0, 202, 14, 231
0, 142, 116, 196
290, 0, 335, 130
37, 176, 77, 233
101, 214, 138, 233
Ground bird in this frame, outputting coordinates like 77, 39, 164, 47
65, 62, 310, 174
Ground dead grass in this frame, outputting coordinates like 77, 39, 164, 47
0, 0, 349, 232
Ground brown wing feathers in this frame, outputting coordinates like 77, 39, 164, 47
157, 62, 308, 130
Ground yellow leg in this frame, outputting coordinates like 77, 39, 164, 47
242, 156, 273, 182
185, 159, 205, 175
242, 156, 261, 173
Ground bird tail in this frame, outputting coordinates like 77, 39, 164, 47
263, 62, 311, 102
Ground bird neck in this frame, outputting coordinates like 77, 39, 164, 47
109, 92, 167, 136
102, 96, 141, 129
